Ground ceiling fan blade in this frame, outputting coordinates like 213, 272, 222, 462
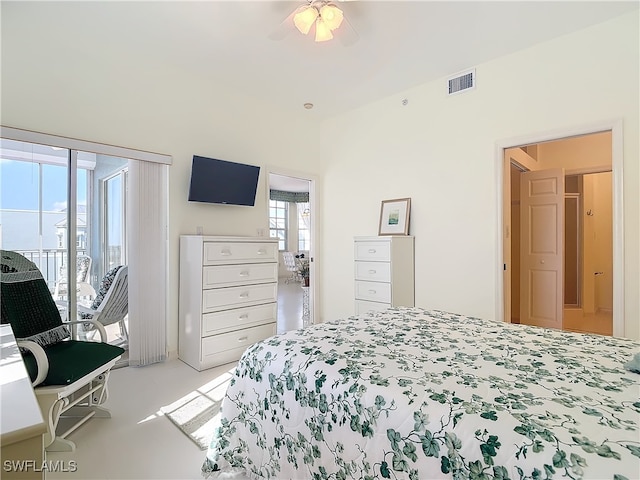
269, 3, 315, 41
268, 9, 297, 41
336, 13, 359, 46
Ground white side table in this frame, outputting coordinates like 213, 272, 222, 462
1, 324, 46, 480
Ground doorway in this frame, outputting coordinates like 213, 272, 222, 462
267, 170, 316, 332
501, 127, 621, 337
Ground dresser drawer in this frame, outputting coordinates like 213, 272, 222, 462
202, 303, 276, 336
355, 261, 391, 282
355, 280, 391, 303
355, 299, 390, 315
203, 283, 277, 312
203, 263, 278, 288
203, 242, 278, 265
354, 242, 391, 262
201, 323, 276, 368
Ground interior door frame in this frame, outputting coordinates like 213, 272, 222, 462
265, 166, 320, 326
495, 119, 624, 337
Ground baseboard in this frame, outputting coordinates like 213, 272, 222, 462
166, 349, 179, 361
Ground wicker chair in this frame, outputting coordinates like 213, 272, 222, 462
0, 250, 124, 452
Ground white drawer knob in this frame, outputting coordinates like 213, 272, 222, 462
220, 249, 231, 256
239, 292, 250, 298
368, 289, 376, 294
368, 269, 376, 274
239, 271, 250, 277
257, 249, 266, 255
238, 336, 248, 342
239, 314, 249, 320
368, 249, 376, 253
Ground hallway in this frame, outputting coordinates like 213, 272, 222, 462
277, 279, 305, 333
563, 308, 613, 336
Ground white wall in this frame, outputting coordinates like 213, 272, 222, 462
2, 8, 638, 346
0, 23, 322, 355
319, 11, 639, 339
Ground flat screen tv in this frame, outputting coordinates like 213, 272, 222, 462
188, 155, 260, 206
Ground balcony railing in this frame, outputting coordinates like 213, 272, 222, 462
11, 249, 88, 291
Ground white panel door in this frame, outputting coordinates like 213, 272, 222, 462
520, 168, 564, 329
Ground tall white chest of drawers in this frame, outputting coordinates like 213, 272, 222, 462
179, 236, 278, 371
354, 236, 415, 314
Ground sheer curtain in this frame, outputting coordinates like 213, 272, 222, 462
127, 159, 168, 366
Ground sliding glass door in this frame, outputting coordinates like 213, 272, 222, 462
0, 140, 90, 294
0, 139, 129, 351
2, 127, 170, 367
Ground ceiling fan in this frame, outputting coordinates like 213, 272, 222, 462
269, 0, 359, 45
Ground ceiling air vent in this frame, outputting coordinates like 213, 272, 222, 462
447, 69, 475, 96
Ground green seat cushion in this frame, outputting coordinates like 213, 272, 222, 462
22, 340, 125, 386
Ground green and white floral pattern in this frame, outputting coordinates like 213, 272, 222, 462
202, 308, 640, 480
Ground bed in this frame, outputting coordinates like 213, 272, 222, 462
202, 308, 640, 479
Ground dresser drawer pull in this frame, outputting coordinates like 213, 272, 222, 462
368, 249, 376, 254
257, 249, 267, 255
239, 292, 250, 298
237, 336, 248, 342
239, 271, 250, 277
368, 289, 377, 294
368, 269, 377, 274
220, 249, 232, 256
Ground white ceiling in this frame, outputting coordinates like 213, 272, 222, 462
3, 1, 638, 120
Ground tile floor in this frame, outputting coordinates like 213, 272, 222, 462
46, 279, 303, 480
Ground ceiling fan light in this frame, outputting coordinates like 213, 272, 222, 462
319, 4, 343, 31
293, 6, 319, 35
314, 17, 333, 42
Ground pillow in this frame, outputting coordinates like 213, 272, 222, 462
624, 353, 640, 374
91, 265, 123, 310
79, 265, 123, 321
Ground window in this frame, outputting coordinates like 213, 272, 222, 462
297, 202, 310, 251
102, 168, 128, 272
269, 199, 287, 250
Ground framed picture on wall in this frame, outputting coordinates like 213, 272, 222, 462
378, 198, 411, 235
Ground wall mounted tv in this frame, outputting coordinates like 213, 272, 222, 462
188, 155, 261, 206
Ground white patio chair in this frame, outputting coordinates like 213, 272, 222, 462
282, 251, 300, 284
78, 266, 129, 346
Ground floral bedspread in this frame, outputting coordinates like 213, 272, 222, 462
202, 308, 640, 480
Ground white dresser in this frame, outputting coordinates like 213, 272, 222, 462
354, 236, 415, 314
179, 236, 278, 371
